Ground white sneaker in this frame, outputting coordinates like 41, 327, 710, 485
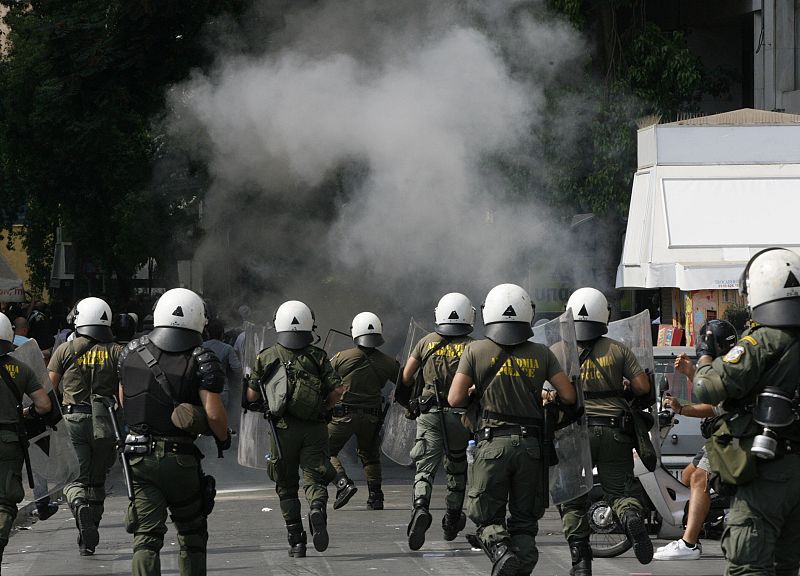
653, 539, 701, 560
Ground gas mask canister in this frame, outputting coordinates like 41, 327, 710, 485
751, 387, 796, 459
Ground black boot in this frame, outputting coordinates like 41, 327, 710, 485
569, 539, 592, 576
333, 474, 358, 510
622, 510, 653, 564
287, 523, 307, 558
34, 496, 59, 521
70, 498, 98, 556
366, 481, 384, 510
441, 509, 466, 541
489, 540, 521, 576
308, 500, 329, 552
406, 496, 432, 551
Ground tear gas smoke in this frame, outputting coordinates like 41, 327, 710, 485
167, 0, 594, 348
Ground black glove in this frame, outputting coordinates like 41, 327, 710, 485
393, 381, 412, 408
215, 430, 232, 458
554, 397, 584, 429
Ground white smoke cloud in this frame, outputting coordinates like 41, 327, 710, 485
167, 0, 590, 331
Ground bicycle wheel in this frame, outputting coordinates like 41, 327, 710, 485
588, 501, 632, 558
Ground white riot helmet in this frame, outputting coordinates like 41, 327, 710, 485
149, 288, 207, 352
74, 297, 114, 342
434, 293, 476, 336
481, 283, 535, 346
351, 312, 384, 348
740, 247, 800, 327
0, 313, 13, 354
275, 300, 316, 349
566, 287, 610, 341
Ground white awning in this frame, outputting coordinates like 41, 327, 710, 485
0, 253, 24, 302
616, 164, 800, 291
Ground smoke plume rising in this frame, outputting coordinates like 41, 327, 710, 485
167, 0, 590, 346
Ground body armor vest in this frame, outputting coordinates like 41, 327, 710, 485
122, 340, 201, 437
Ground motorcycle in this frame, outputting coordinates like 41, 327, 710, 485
587, 409, 729, 557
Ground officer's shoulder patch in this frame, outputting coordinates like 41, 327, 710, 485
741, 335, 758, 347
723, 345, 746, 364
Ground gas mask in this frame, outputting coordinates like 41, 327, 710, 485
751, 387, 797, 459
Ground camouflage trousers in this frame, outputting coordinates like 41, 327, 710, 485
411, 411, 470, 510
63, 413, 116, 526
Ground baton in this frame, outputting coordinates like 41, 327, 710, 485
432, 378, 451, 459
104, 400, 135, 501
258, 381, 283, 461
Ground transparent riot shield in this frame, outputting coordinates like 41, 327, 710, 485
381, 317, 429, 466
10, 340, 80, 500
532, 312, 593, 504
606, 310, 660, 463
237, 407, 279, 470
323, 329, 353, 357
237, 322, 277, 470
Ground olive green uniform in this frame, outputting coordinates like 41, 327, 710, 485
0, 357, 41, 559
694, 325, 800, 576
560, 336, 646, 543
248, 344, 342, 526
410, 333, 473, 509
328, 347, 399, 483
457, 339, 562, 575
48, 337, 121, 527
119, 339, 225, 576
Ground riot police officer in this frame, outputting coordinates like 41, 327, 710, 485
118, 288, 230, 575
0, 312, 52, 563
328, 312, 399, 511
558, 287, 653, 575
693, 248, 800, 575
48, 297, 121, 555
245, 300, 343, 558
400, 293, 475, 550
449, 284, 577, 576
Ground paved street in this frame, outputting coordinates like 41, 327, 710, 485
4, 437, 727, 575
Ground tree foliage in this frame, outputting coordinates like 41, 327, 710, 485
0, 0, 242, 300
543, 1, 730, 217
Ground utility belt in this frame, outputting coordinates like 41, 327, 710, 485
475, 424, 540, 441
332, 404, 383, 418
0, 423, 17, 433
586, 414, 634, 434
62, 404, 93, 415
123, 433, 199, 457
418, 396, 463, 415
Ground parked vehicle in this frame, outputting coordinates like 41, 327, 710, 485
588, 408, 729, 557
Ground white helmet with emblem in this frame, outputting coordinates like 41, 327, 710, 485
740, 247, 800, 327
481, 283, 535, 346
149, 288, 207, 352
566, 287, 610, 341
74, 297, 114, 343
275, 300, 316, 349
434, 293, 475, 336
351, 312, 384, 348
0, 313, 13, 354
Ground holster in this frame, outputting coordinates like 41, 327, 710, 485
200, 474, 216, 516
416, 396, 436, 415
